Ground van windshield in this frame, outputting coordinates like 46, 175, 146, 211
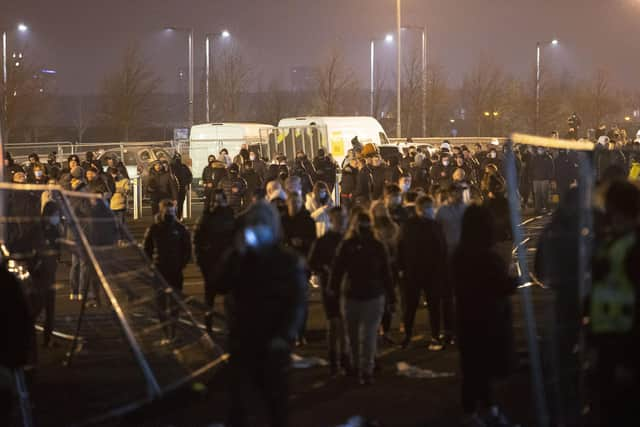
379, 132, 390, 145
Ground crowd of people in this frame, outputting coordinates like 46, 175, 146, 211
2, 125, 640, 426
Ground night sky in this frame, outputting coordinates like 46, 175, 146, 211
5, 0, 640, 94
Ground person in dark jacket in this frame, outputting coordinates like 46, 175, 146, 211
249, 150, 268, 183
105, 155, 129, 180
554, 149, 578, 203
38, 201, 62, 347
483, 179, 512, 266
58, 155, 81, 190
45, 152, 62, 181
290, 153, 315, 197
385, 183, 409, 226
218, 163, 247, 215
171, 154, 193, 220
217, 202, 307, 427
308, 207, 350, 376
86, 166, 110, 197
354, 158, 373, 207
530, 147, 555, 214
398, 196, 448, 350
147, 161, 178, 216
241, 161, 264, 208
0, 264, 34, 426
340, 157, 359, 210
453, 205, 516, 425
202, 155, 228, 210
4, 151, 24, 182
193, 189, 235, 335
430, 154, 455, 193
313, 149, 337, 192
282, 191, 315, 345
143, 199, 191, 341
328, 212, 395, 385
370, 155, 388, 200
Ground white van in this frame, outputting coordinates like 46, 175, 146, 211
189, 122, 274, 184
275, 116, 390, 166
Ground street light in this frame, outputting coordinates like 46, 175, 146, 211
396, 0, 402, 138
2, 23, 29, 124
17, 24, 28, 33
536, 38, 559, 134
402, 25, 428, 137
370, 33, 393, 117
205, 30, 231, 122
165, 26, 194, 126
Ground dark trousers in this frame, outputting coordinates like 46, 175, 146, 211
177, 189, 187, 219
151, 198, 161, 216
229, 350, 290, 427
520, 178, 533, 206
402, 282, 443, 340
157, 269, 184, 339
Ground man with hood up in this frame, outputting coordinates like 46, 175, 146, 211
147, 161, 178, 216
3, 152, 24, 182
170, 154, 193, 220
218, 163, 247, 215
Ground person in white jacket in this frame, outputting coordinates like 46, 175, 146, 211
305, 181, 334, 237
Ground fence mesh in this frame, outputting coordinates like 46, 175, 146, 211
0, 182, 225, 427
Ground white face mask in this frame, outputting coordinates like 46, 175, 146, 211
35, 170, 44, 178
401, 183, 411, 192
489, 152, 497, 159
442, 160, 450, 166
249, 154, 256, 161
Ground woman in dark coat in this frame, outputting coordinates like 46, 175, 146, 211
452, 205, 516, 425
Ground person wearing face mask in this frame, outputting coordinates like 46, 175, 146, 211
170, 154, 193, 220
554, 149, 579, 203
45, 152, 61, 181
398, 173, 412, 195
370, 155, 388, 200
147, 161, 179, 216
530, 147, 555, 214
143, 200, 192, 341
219, 148, 233, 167
430, 154, 455, 194
218, 163, 247, 215
340, 157, 359, 210
328, 212, 395, 385
384, 182, 409, 228
313, 149, 338, 192
481, 148, 502, 179
398, 195, 448, 350
305, 181, 335, 237
241, 160, 264, 208
354, 157, 374, 207
249, 150, 267, 183
32, 164, 48, 185
215, 202, 306, 427
4, 151, 24, 182
202, 155, 228, 210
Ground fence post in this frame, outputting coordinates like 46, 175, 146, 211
334, 171, 342, 206
132, 177, 142, 220
185, 185, 192, 220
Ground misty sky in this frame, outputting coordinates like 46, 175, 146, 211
5, 0, 640, 95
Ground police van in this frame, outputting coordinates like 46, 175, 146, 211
256, 116, 390, 167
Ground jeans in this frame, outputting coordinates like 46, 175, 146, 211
533, 180, 550, 213
342, 296, 385, 376
69, 253, 88, 296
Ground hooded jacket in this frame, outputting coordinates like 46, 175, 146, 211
328, 229, 395, 303
282, 208, 316, 257
218, 172, 248, 214
143, 214, 191, 275
147, 166, 179, 201
193, 206, 235, 288
398, 216, 448, 291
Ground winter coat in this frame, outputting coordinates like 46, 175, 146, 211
202, 161, 228, 188
87, 176, 110, 196
147, 169, 178, 202
143, 215, 191, 276
241, 168, 263, 206
530, 153, 555, 181
398, 217, 448, 293
193, 206, 235, 290
430, 163, 455, 191
4, 160, 24, 182
304, 193, 334, 237
340, 164, 358, 195
308, 231, 344, 317
453, 244, 516, 379
554, 152, 579, 194
282, 209, 316, 258
354, 167, 373, 203
88, 200, 119, 247
219, 245, 307, 351
328, 230, 395, 303
110, 177, 130, 211
313, 156, 337, 189
371, 165, 388, 200
218, 174, 248, 214
172, 161, 193, 192
436, 202, 467, 254
45, 161, 61, 181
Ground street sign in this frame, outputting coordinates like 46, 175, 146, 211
173, 128, 189, 142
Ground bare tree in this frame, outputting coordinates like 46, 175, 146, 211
101, 44, 161, 142
255, 79, 289, 125
72, 96, 93, 143
372, 64, 389, 119
1, 55, 40, 141
424, 63, 450, 137
314, 48, 358, 115
210, 47, 252, 121
401, 50, 423, 137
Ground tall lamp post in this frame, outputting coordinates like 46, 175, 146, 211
535, 38, 558, 134
370, 34, 393, 117
205, 30, 230, 123
2, 23, 28, 122
402, 25, 427, 137
396, 0, 402, 138
166, 27, 194, 126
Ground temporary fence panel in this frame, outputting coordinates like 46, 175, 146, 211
258, 125, 328, 163
0, 182, 225, 427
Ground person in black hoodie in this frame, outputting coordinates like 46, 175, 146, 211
354, 158, 373, 207
398, 196, 448, 350
143, 199, 191, 341
370, 155, 388, 200
4, 151, 24, 182
147, 161, 178, 216
217, 202, 306, 427
313, 149, 337, 192
308, 207, 350, 376
282, 191, 315, 345
45, 152, 62, 181
453, 205, 516, 426
554, 149, 578, 203
241, 160, 264, 208
170, 154, 193, 220
530, 147, 555, 214
328, 212, 395, 385
193, 190, 235, 335
339, 157, 359, 210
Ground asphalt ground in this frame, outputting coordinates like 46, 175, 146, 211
26, 204, 553, 427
